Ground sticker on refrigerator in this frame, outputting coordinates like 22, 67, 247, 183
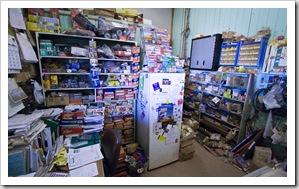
162, 79, 171, 85
165, 126, 179, 145
177, 99, 183, 105
157, 104, 173, 121
152, 82, 160, 91
139, 76, 144, 90
157, 135, 166, 142
153, 122, 162, 135
173, 105, 182, 121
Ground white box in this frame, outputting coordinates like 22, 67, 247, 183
253, 146, 272, 163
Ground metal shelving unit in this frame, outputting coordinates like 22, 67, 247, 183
36, 32, 139, 143
186, 69, 255, 143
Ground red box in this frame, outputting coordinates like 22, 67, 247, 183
61, 111, 85, 119
60, 127, 83, 135
132, 46, 140, 54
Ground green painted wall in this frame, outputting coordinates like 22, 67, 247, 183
172, 8, 287, 57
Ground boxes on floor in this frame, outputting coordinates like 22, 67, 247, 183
180, 138, 194, 148
253, 146, 272, 163
179, 144, 195, 161
179, 138, 195, 161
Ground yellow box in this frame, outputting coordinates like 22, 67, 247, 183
27, 22, 44, 32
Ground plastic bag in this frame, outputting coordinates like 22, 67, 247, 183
34, 81, 44, 104
101, 44, 115, 59
262, 85, 285, 110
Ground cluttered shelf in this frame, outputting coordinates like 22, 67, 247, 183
40, 56, 90, 60
37, 32, 137, 44
201, 111, 240, 128
189, 80, 221, 86
42, 72, 90, 75
44, 87, 94, 92
198, 90, 244, 103
40, 56, 133, 62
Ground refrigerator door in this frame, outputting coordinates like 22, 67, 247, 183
147, 73, 185, 170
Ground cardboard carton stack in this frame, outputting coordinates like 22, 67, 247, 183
179, 137, 195, 161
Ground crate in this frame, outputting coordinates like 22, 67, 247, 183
46, 96, 69, 107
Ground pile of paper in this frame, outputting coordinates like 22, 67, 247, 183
8, 112, 46, 148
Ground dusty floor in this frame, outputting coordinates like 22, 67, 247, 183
141, 139, 246, 177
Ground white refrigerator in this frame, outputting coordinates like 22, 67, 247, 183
137, 72, 185, 170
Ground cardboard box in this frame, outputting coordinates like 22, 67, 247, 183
180, 138, 194, 148
46, 96, 69, 107
61, 111, 84, 119
253, 146, 272, 164
179, 150, 195, 161
180, 143, 195, 153
71, 47, 88, 57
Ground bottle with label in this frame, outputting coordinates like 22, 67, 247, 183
50, 75, 59, 89
43, 75, 51, 90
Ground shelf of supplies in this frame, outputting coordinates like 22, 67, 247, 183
218, 108, 242, 116
69, 102, 95, 105
37, 32, 137, 44
221, 96, 245, 103
40, 56, 133, 62
40, 56, 90, 60
221, 72, 251, 76
199, 91, 245, 103
189, 80, 221, 86
98, 86, 135, 89
42, 72, 90, 75
105, 114, 134, 118
98, 58, 132, 62
185, 87, 197, 91
96, 99, 135, 103
199, 119, 229, 136
183, 104, 197, 111
222, 85, 247, 89
44, 87, 93, 92
93, 36, 136, 44
201, 112, 239, 128
98, 73, 138, 75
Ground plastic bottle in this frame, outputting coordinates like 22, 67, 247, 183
43, 75, 51, 90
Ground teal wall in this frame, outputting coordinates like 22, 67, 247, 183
172, 8, 287, 57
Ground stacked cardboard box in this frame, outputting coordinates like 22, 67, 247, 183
123, 128, 134, 143
60, 110, 84, 135
179, 138, 195, 161
94, 8, 116, 18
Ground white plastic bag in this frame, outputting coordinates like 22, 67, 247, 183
262, 85, 284, 110
34, 81, 44, 104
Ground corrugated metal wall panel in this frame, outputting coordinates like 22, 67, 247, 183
273, 8, 287, 39
172, 8, 287, 57
172, 8, 184, 56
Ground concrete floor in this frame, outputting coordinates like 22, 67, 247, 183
141, 139, 246, 177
